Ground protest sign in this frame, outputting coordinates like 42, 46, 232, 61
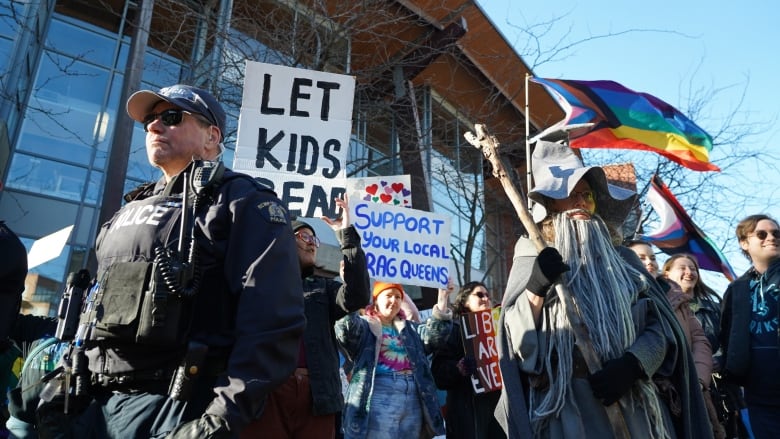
346, 175, 412, 208
349, 199, 450, 288
233, 61, 355, 218
27, 225, 73, 270
460, 309, 502, 393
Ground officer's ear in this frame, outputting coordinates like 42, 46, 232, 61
203, 125, 222, 159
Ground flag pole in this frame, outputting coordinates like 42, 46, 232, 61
525, 73, 532, 208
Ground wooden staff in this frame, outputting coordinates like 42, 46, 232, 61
464, 124, 630, 438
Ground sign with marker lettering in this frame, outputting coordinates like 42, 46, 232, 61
233, 61, 355, 218
349, 199, 451, 288
460, 309, 502, 393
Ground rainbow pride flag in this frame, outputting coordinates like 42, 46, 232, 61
641, 174, 736, 281
531, 78, 719, 172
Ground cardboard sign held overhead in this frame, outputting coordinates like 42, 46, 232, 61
349, 199, 451, 289
233, 61, 356, 218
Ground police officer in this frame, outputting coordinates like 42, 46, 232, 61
36, 84, 305, 438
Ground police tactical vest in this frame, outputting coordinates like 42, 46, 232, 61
81, 190, 192, 347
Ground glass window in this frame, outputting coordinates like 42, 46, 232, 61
17, 54, 110, 165
0, 36, 11, 76
7, 153, 88, 201
142, 53, 183, 88
0, 0, 22, 39
86, 170, 103, 204
46, 18, 116, 67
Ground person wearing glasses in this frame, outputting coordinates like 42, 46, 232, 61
431, 281, 506, 439
242, 194, 371, 439
495, 141, 710, 439
36, 84, 305, 438
720, 214, 780, 439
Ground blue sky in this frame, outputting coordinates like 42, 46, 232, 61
479, 0, 779, 289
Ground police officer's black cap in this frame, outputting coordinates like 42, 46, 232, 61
126, 84, 226, 141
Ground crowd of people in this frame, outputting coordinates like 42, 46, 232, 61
0, 84, 777, 439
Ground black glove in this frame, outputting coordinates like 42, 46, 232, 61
457, 356, 477, 377
526, 247, 570, 297
588, 352, 644, 406
166, 414, 231, 439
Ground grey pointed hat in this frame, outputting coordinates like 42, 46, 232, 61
529, 141, 636, 227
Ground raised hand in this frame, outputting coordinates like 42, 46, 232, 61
436, 277, 456, 311
321, 193, 350, 231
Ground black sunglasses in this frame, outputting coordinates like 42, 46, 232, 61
751, 229, 780, 240
142, 109, 204, 132
471, 291, 489, 299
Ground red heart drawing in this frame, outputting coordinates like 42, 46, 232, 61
380, 194, 392, 203
366, 184, 378, 195
392, 183, 404, 193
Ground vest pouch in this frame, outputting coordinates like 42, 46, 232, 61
92, 261, 152, 341
135, 262, 191, 346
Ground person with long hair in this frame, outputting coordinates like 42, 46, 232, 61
336, 281, 454, 439
662, 254, 723, 356
623, 246, 721, 439
495, 141, 711, 439
431, 282, 506, 439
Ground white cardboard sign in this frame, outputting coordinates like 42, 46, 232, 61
349, 199, 451, 288
234, 61, 355, 218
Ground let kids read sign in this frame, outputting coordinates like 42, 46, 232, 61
233, 61, 355, 218
350, 199, 451, 289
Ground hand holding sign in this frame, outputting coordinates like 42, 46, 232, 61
456, 356, 477, 377
321, 193, 350, 231
436, 277, 455, 311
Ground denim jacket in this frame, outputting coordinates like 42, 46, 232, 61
335, 306, 452, 438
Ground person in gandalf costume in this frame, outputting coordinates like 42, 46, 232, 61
494, 141, 712, 439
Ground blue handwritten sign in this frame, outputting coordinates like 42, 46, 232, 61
349, 199, 451, 288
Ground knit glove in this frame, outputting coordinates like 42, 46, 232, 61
166, 414, 231, 439
526, 247, 570, 297
456, 356, 477, 377
588, 352, 644, 406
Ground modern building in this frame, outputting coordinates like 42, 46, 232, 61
0, 0, 563, 313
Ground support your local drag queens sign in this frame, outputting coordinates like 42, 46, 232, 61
348, 194, 451, 289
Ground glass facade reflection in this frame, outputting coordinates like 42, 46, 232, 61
1, 0, 497, 315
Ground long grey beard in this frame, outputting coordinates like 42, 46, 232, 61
529, 212, 667, 438
553, 211, 637, 359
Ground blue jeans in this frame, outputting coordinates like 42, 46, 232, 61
366, 372, 422, 439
